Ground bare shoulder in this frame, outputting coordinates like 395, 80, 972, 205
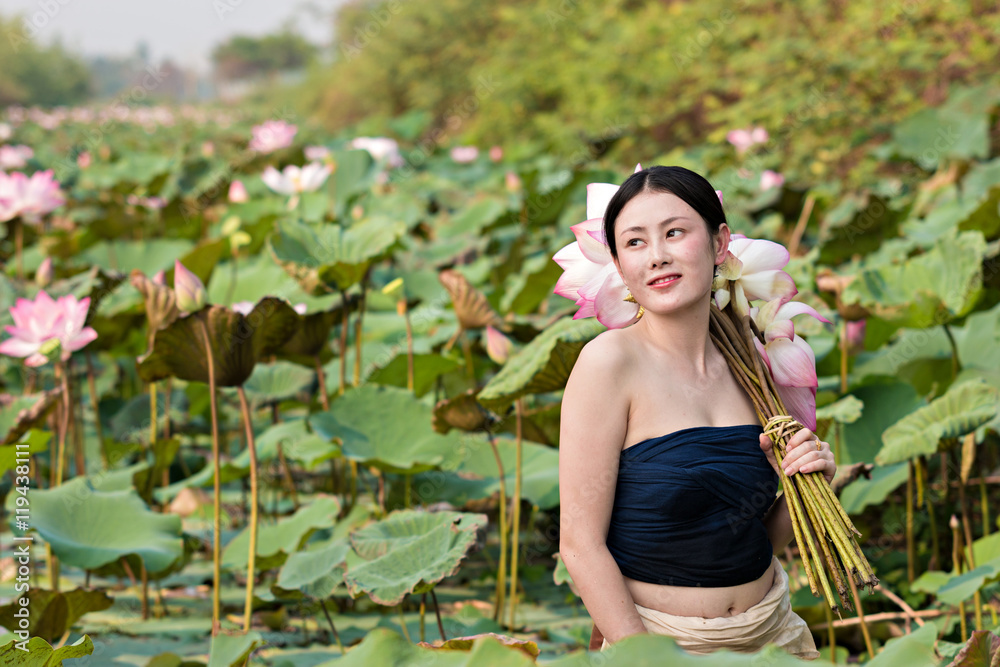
569, 328, 632, 383
560, 328, 633, 454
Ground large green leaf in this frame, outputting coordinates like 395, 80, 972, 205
876, 379, 999, 465
0, 429, 50, 475
79, 239, 194, 275
222, 496, 341, 570
841, 380, 925, 464
345, 510, 488, 605
268, 217, 406, 293
438, 197, 509, 239
0, 391, 60, 445
0, 635, 94, 666
316, 627, 535, 667
0, 588, 112, 643
841, 231, 987, 329
477, 317, 604, 411
943, 630, 1000, 667
207, 631, 265, 667
237, 359, 316, 407
367, 353, 461, 398
309, 384, 466, 474
137, 299, 300, 387
10, 478, 183, 573
274, 537, 350, 599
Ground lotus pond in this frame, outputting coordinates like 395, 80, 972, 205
0, 83, 999, 667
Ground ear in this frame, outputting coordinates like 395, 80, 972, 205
714, 223, 731, 265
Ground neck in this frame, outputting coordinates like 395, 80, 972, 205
632, 298, 715, 374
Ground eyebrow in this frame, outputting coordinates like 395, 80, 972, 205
618, 216, 688, 237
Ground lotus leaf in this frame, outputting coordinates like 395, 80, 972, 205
346, 510, 488, 605
309, 384, 466, 474
274, 536, 350, 599
876, 379, 999, 465
370, 353, 462, 398
0, 588, 112, 642
207, 631, 265, 667
477, 317, 604, 411
137, 298, 299, 386
943, 630, 1000, 667
268, 217, 406, 293
11, 479, 183, 573
238, 359, 316, 407
0, 429, 49, 475
317, 627, 535, 667
0, 634, 94, 667
0, 391, 60, 444
222, 496, 341, 570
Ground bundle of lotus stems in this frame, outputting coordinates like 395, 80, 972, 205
708, 302, 879, 613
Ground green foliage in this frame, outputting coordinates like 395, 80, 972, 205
211, 28, 317, 80
0, 15, 91, 106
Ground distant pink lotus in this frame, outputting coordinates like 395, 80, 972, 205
0, 170, 65, 224
450, 146, 479, 163
760, 170, 785, 190
249, 120, 297, 153
350, 137, 404, 168
304, 145, 331, 161
0, 291, 97, 367
76, 152, 92, 169
0, 145, 33, 170
261, 162, 331, 196
489, 146, 503, 162
727, 126, 769, 153
228, 180, 248, 203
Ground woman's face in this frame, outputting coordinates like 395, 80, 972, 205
611, 190, 730, 316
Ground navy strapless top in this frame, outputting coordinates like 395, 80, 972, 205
605, 424, 778, 587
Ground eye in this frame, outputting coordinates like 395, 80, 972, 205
667, 228, 682, 238
626, 238, 641, 247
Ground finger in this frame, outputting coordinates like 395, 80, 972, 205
783, 450, 821, 476
787, 427, 816, 450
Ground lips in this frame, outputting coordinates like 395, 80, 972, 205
647, 273, 681, 286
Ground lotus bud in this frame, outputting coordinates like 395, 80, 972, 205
715, 189, 724, 205
35, 257, 53, 287
485, 325, 512, 365
228, 180, 248, 203
174, 260, 206, 313
489, 145, 503, 162
505, 171, 522, 193
293, 303, 308, 315
152, 270, 166, 286
76, 151, 91, 168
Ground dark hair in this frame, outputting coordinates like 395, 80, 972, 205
602, 166, 726, 259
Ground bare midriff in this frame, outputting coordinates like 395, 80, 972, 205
622, 564, 774, 618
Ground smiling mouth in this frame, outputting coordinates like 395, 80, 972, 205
648, 275, 680, 286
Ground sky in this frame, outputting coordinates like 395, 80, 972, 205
0, 0, 351, 72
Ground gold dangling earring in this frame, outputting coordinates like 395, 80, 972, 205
623, 290, 644, 320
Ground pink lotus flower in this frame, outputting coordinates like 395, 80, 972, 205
712, 238, 797, 317
760, 170, 785, 190
350, 137, 404, 168
0, 170, 65, 224
450, 146, 479, 163
261, 162, 331, 196
0, 145, 33, 170
726, 126, 769, 153
127, 194, 167, 210
174, 260, 206, 313
505, 171, 522, 193
846, 319, 866, 352
489, 146, 503, 162
228, 180, 248, 203
0, 291, 97, 367
485, 325, 512, 364
751, 298, 831, 430
249, 120, 297, 153
304, 145, 330, 161
76, 151, 92, 168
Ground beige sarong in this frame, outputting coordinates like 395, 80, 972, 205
601, 556, 819, 660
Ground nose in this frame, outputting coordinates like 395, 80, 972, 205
649, 241, 671, 268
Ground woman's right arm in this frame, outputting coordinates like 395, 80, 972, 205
558, 336, 647, 644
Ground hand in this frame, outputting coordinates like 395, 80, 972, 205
759, 427, 836, 484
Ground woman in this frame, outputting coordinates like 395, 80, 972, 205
558, 166, 832, 659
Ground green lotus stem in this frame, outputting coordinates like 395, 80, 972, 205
163, 378, 172, 439
958, 483, 983, 632
339, 291, 349, 396
839, 318, 848, 394
487, 431, 508, 623
70, 360, 85, 477
315, 355, 330, 411
942, 323, 960, 379
319, 598, 344, 652
431, 588, 446, 641
925, 464, 940, 569
196, 316, 222, 636
846, 568, 874, 658
353, 278, 368, 387
237, 385, 260, 634
825, 604, 835, 656
404, 301, 414, 392
419, 593, 426, 643
276, 442, 299, 510
906, 461, 915, 584
403, 474, 411, 508
55, 361, 71, 486
140, 560, 149, 620
778, 451, 836, 608
951, 516, 968, 643
507, 398, 524, 630
397, 601, 412, 642
981, 473, 990, 538
149, 382, 157, 447
85, 352, 107, 468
